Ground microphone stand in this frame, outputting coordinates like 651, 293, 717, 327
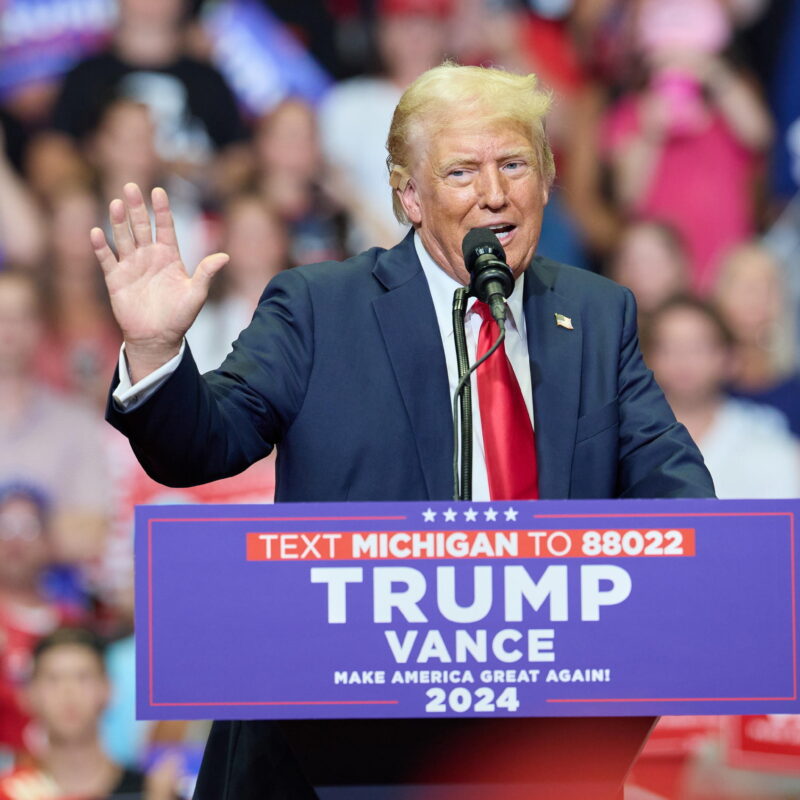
454, 228, 512, 500
451, 294, 507, 502
452, 287, 472, 501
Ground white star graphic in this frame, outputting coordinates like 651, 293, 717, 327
443, 508, 457, 522
484, 508, 498, 522
464, 508, 478, 522
504, 507, 519, 522
422, 508, 437, 522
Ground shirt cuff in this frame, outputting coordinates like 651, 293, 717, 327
112, 341, 185, 410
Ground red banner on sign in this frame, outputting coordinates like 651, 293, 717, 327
245, 528, 696, 561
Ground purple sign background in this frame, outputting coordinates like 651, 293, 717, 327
135, 499, 798, 720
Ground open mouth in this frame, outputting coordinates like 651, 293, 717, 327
488, 224, 516, 244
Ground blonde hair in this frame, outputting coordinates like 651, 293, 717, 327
386, 62, 556, 224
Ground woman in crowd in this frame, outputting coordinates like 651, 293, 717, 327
643, 295, 800, 499
607, 219, 690, 317
713, 241, 800, 436
252, 99, 345, 267
186, 192, 290, 374
602, 0, 772, 293
87, 97, 209, 278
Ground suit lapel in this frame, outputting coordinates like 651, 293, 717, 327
524, 257, 582, 499
372, 233, 454, 500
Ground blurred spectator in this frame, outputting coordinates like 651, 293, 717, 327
251, 98, 345, 265
713, 241, 800, 436
318, 0, 452, 253
34, 184, 120, 406
643, 295, 800, 498
601, 0, 773, 294
0, 628, 178, 800
0, 271, 110, 562
0, 485, 83, 754
570, 0, 638, 83
763, 200, 800, 364
87, 98, 209, 279
186, 193, 290, 373
0, 124, 45, 270
27, 0, 247, 199
562, 0, 636, 258
607, 220, 690, 316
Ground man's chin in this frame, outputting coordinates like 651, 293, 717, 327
509, 255, 535, 279
516, 244, 540, 274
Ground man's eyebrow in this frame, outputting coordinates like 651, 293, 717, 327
496, 147, 536, 162
436, 155, 480, 175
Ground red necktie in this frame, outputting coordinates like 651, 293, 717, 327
473, 301, 539, 500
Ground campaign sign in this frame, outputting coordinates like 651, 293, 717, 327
135, 498, 799, 721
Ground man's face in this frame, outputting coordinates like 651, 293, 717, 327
27, 645, 109, 746
398, 114, 550, 284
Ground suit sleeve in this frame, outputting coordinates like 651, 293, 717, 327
105, 268, 314, 487
615, 288, 716, 498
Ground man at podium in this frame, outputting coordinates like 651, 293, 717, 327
95, 63, 714, 798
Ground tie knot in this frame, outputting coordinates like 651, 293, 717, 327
472, 300, 494, 324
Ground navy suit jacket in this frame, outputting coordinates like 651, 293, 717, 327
107, 232, 714, 799
108, 230, 714, 502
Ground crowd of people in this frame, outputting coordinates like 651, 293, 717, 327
0, 0, 799, 797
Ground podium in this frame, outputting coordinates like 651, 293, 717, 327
136, 498, 800, 797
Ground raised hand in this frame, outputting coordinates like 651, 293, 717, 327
91, 183, 228, 382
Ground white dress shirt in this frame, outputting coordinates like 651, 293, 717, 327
113, 233, 536, 501
414, 234, 534, 502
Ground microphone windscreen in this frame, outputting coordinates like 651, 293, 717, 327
462, 228, 507, 275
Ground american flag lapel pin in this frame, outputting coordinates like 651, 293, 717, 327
554, 313, 574, 330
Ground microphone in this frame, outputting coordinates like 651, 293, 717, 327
462, 228, 514, 325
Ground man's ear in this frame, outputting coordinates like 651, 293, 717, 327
398, 181, 422, 226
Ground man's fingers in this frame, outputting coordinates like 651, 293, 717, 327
90, 227, 118, 274
109, 198, 135, 258
191, 252, 230, 293
123, 182, 153, 246
196, 252, 230, 280
152, 186, 179, 250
